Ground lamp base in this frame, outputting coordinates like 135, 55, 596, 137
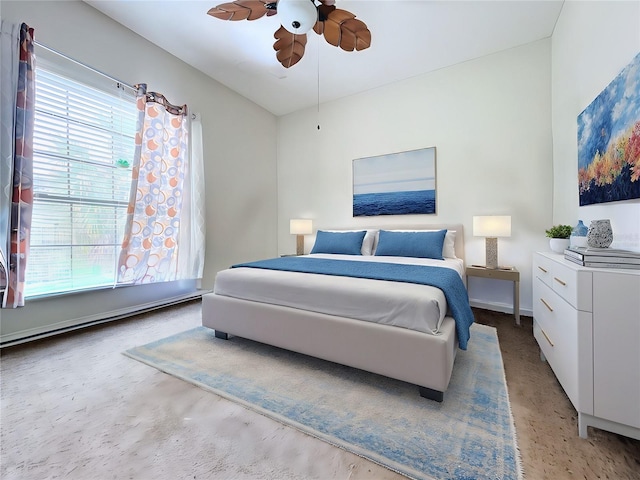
296, 235, 304, 256
485, 237, 498, 269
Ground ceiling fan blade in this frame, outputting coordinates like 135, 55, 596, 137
339, 18, 371, 51
207, 1, 270, 21
322, 8, 371, 52
322, 9, 354, 47
273, 26, 307, 68
313, 4, 334, 35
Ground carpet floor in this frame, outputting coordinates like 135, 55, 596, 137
1, 300, 639, 479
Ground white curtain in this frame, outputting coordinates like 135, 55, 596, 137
178, 112, 205, 281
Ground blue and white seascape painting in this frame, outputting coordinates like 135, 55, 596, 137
353, 147, 436, 217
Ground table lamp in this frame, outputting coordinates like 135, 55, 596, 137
290, 219, 313, 255
473, 215, 511, 269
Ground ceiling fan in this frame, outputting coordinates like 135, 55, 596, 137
207, 0, 371, 68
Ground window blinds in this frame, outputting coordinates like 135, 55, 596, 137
28, 67, 138, 297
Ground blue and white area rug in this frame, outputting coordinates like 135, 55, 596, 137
124, 323, 522, 480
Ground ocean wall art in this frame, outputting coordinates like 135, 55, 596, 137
353, 147, 436, 217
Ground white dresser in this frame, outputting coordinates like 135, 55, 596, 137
532, 252, 640, 440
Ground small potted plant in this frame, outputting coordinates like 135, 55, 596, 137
545, 224, 572, 253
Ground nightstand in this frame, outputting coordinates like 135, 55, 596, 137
466, 265, 520, 325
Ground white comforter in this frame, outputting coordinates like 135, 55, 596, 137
213, 254, 465, 335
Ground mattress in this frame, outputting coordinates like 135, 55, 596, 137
213, 253, 465, 335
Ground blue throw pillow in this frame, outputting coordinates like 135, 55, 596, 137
374, 229, 447, 260
310, 230, 366, 255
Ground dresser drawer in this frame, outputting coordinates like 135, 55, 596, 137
533, 253, 555, 286
534, 253, 592, 311
533, 279, 581, 410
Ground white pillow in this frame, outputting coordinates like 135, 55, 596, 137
326, 229, 379, 255
443, 230, 457, 258
371, 229, 457, 258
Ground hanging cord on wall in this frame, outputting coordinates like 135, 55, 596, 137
317, 32, 321, 131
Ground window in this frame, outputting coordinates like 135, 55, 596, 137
27, 64, 138, 297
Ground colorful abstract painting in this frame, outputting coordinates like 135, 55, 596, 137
353, 147, 436, 216
578, 52, 640, 206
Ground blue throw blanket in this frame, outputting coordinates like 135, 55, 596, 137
231, 257, 475, 350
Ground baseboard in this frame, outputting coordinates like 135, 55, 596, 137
2, 293, 530, 347
0, 289, 210, 348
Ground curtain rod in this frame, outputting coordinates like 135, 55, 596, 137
34, 40, 136, 91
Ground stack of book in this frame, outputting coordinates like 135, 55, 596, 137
564, 246, 640, 269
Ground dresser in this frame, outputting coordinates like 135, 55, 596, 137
532, 252, 640, 440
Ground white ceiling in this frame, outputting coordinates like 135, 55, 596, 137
84, 0, 564, 116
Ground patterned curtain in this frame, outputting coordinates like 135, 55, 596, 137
117, 85, 190, 284
0, 22, 35, 308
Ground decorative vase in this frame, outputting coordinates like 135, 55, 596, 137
549, 238, 570, 253
570, 220, 588, 248
587, 219, 613, 248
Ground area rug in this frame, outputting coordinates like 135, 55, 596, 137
124, 323, 522, 480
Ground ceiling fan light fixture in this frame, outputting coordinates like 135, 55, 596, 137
277, 0, 317, 34
208, 0, 370, 68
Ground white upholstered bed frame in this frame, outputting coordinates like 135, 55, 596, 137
202, 223, 466, 402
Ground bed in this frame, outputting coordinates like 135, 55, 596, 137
202, 224, 472, 402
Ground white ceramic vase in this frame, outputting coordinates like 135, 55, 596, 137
549, 238, 570, 253
570, 236, 588, 248
587, 219, 613, 248
570, 220, 588, 248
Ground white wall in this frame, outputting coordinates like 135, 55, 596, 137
0, 1, 278, 343
4, 1, 637, 341
277, 40, 553, 316
552, 1, 640, 251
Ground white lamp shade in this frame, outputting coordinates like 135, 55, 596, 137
473, 216, 511, 237
290, 218, 313, 235
277, 0, 317, 34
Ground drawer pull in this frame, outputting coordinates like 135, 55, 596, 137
554, 277, 567, 286
538, 266, 548, 273
540, 298, 553, 312
540, 327, 554, 347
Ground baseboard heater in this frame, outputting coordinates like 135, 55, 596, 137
0, 290, 210, 348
